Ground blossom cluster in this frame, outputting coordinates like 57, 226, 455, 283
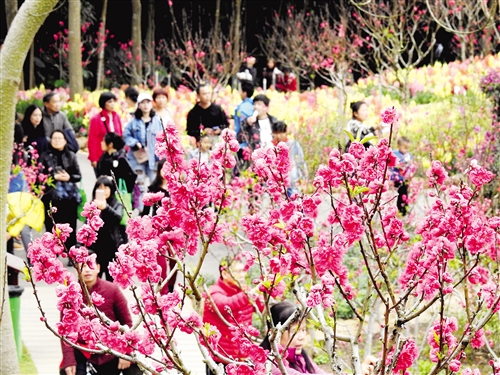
400, 160, 499, 301
26, 104, 500, 374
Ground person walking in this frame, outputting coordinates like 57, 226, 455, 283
87, 92, 123, 175
186, 83, 229, 143
123, 93, 163, 212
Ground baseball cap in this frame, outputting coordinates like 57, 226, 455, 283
137, 92, 153, 104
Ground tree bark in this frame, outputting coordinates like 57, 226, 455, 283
29, 42, 35, 89
145, 0, 155, 75
96, 0, 109, 90
211, 0, 221, 69
0, 1, 60, 371
5, 0, 17, 29
68, 0, 84, 98
232, 0, 242, 69
5, 0, 25, 89
131, 0, 142, 85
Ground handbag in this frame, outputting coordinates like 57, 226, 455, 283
76, 181, 87, 222
132, 148, 148, 164
118, 179, 133, 226
63, 128, 79, 153
54, 181, 81, 202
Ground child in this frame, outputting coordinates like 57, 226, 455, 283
390, 136, 414, 216
345, 101, 382, 151
261, 301, 377, 375
96, 132, 137, 193
272, 121, 307, 197
88, 176, 125, 281
188, 134, 212, 165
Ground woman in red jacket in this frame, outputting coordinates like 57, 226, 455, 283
88, 92, 123, 175
202, 259, 264, 375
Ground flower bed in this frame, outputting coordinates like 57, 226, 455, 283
16, 53, 500, 177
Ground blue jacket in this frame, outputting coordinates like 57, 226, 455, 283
124, 116, 163, 169
390, 149, 412, 183
234, 98, 254, 147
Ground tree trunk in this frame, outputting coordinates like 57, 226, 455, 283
68, 0, 84, 98
232, 0, 242, 71
211, 0, 221, 70
95, 0, 109, 90
145, 0, 155, 76
6, 0, 25, 89
0, 1, 60, 371
131, 0, 142, 85
5, 0, 17, 29
29, 42, 35, 89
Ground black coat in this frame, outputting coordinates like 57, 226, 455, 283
89, 197, 125, 256
39, 146, 81, 202
96, 149, 137, 193
186, 103, 229, 142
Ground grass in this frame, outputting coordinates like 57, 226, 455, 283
19, 343, 37, 375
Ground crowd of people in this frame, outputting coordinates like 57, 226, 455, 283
237, 57, 298, 92
8, 73, 414, 374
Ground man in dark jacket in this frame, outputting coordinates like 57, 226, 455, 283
186, 83, 229, 142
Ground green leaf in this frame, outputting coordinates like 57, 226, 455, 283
360, 135, 377, 144
343, 130, 355, 143
433, 330, 440, 345
22, 267, 31, 282
325, 314, 335, 328
12, 165, 22, 175
274, 220, 286, 230
352, 186, 370, 196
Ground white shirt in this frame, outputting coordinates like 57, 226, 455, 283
259, 118, 272, 148
108, 113, 115, 133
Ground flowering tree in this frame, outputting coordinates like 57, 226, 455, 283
258, 6, 316, 90
29, 110, 500, 374
27, 108, 500, 374
161, 0, 245, 90
105, 40, 157, 87
348, 0, 440, 102
425, 0, 500, 61
259, 5, 358, 110
0, 1, 60, 373
38, 20, 106, 85
162, 31, 245, 90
